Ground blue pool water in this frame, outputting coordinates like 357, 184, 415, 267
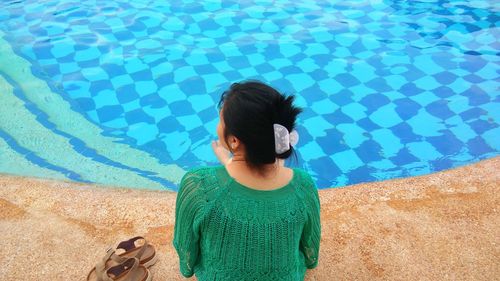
0, 0, 499, 190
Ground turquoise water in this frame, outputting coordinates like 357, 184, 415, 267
0, 0, 499, 189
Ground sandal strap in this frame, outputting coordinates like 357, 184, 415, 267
116, 236, 148, 260
105, 257, 148, 281
105, 258, 138, 281
116, 236, 144, 251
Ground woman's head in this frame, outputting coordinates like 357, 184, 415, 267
216, 80, 302, 172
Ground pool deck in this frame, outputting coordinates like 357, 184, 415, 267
1, 157, 498, 280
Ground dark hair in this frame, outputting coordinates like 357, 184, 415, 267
218, 80, 303, 173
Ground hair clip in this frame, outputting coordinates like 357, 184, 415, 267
273, 123, 299, 154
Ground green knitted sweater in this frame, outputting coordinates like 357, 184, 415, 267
173, 165, 321, 280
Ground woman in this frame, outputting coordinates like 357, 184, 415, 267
173, 80, 321, 280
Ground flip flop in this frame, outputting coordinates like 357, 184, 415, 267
87, 236, 157, 281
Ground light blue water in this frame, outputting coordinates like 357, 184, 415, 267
0, 0, 499, 189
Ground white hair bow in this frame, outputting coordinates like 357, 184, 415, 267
273, 123, 299, 154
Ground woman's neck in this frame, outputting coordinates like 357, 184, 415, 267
225, 159, 293, 190
227, 158, 283, 179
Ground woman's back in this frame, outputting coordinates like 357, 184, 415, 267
173, 166, 321, 281
173, 81, 321, 280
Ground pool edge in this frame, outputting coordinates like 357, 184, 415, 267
1, 155, 499, 280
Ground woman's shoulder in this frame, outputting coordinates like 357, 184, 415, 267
180, 166, 224, 193
291, 168, 315, 187
182, 165, 222, 179
290, 168, 319, 199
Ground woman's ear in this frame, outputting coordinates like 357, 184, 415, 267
230, 136, 240, 150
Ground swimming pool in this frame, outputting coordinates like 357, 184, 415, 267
0, 0, 498, 190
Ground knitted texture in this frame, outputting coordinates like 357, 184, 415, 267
173, 165, 321, 281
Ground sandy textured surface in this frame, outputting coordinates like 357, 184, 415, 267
1, 157, 499, 281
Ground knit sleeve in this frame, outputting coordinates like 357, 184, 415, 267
299, 172, 321, 269
173, 170, 206, 278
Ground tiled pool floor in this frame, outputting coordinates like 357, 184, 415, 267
1, 1, 499, 189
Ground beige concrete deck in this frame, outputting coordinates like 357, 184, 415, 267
1, 156, 499, 280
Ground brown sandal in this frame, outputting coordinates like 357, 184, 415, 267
87, 236, 157, 281
103, 257, 151, 281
